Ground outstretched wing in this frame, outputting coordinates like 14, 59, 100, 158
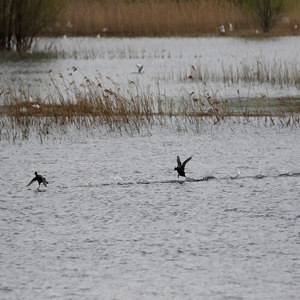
136, 64, 143, 73
27, 178, 36, 186
177, 156, 182, 167
182, 157, 192, 167
42, 177, 48, 187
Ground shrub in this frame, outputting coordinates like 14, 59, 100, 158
241, 0, 285, 32
0, 0, 65, 53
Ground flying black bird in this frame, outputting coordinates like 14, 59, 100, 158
174, 156, 192, 178
27, 172, 48, 190
136, 64, 143, 74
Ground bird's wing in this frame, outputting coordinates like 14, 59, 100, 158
42, 177, 48, 187
27, 178, 36, 186
177, 156, 181, 166
182, 157, 192, 167
136, 64, 143, 72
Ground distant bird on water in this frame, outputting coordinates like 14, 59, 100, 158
174, 156, 192, 178
27, 172, 48, 190
218, 24, 226, 34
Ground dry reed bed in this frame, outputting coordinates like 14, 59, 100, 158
0, 75, 299, 142
53, 0, 300, 37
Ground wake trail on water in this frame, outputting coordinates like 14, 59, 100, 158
82, 171, 300, 188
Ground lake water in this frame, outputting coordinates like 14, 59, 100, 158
1, 37, 300, 299
1, 123, 300, 299
1, 36, 300, 104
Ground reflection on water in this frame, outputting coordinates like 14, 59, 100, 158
1, 124, 300, 299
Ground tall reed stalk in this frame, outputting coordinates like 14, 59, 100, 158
163, 59, 300, 87
0, 74, 299, 142
51, 0, 300, 37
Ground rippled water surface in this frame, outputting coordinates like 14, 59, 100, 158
1, 124, 299, 299
1, 36, 300, 103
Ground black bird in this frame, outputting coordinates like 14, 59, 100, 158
136, 64, 143, 74
174, 156, 192, 178
27, 172, 48, 190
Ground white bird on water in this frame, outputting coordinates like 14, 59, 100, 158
218, 25, 225, 34
32, 104, 40, 109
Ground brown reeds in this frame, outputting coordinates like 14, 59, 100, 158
0, 74, 299, 142
50, 0, 300, 37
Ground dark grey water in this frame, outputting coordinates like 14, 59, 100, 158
1, 124, 299, 299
